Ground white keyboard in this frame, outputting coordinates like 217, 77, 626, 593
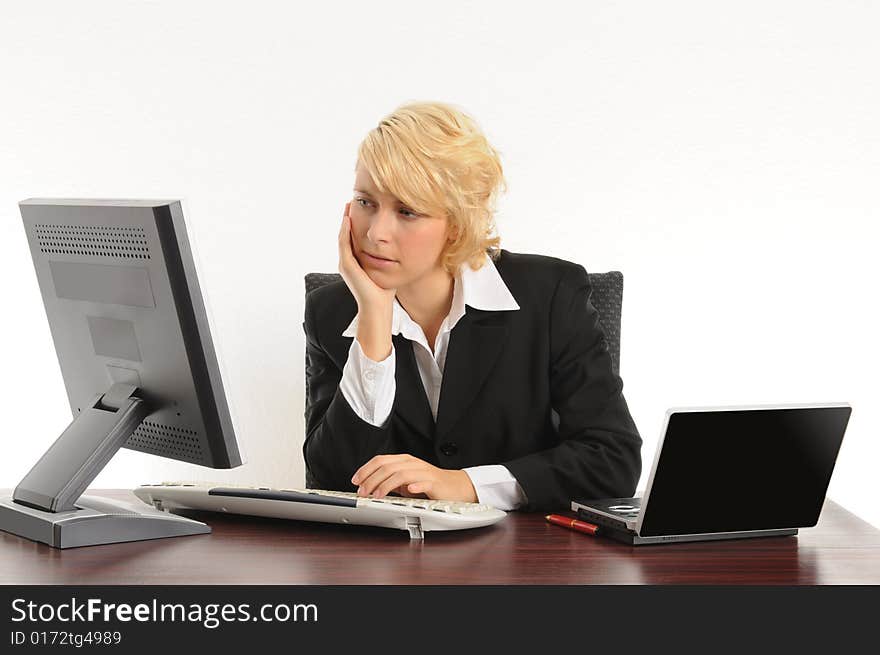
133, 481, 507, 539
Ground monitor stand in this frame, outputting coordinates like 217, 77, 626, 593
0, 383, 210, 548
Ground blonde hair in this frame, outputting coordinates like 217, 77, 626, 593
357, 101, 506, 273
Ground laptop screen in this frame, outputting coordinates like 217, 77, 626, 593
638, 406, 851, 537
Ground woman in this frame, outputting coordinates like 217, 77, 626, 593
303, 102, 641, 512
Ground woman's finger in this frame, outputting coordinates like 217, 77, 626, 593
358, 463, 417, 497
358, 461, 424, 497
338, 206, 353, 262
352, 454, 401, 486
407, 481, 432, 495
372, 470, 426, 499
352, 454, 417, 485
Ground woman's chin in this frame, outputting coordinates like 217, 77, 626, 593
366, 270, 397, 289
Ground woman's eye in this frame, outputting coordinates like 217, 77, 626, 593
353, 197, 417, 218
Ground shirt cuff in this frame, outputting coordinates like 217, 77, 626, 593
338, 339, 396, 427
463, 465, 527, 511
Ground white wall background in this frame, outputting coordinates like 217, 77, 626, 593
1, 1, 877, 528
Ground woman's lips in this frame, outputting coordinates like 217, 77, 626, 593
362, 251, 398, 267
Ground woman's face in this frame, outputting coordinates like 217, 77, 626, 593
350, 162, 451, 290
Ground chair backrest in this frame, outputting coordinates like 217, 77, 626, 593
304, 270, 624, 376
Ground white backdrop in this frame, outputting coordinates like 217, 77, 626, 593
1, 1, 877, 529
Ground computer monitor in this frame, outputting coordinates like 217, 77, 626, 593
0, 199, 243, 548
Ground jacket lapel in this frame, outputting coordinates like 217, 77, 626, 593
435, 309, 512, 439
393, 334, 435, 438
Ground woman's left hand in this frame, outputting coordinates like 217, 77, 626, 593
351, 454, 478, 503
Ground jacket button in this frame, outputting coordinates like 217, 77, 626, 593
439, 442, 458, 456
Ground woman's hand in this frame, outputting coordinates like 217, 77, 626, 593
338, 202, 396, 360
338, 202, 396, 314
351, 454, 479, 503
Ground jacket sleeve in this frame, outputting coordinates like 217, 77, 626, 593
302, 293, 396, 491
503, 264, 643, 511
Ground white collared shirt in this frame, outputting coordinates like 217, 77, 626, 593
339, 253, 527, 510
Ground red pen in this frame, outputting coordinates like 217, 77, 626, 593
545, 513, 600, 536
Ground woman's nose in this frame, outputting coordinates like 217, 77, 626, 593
366, 208, 395, 243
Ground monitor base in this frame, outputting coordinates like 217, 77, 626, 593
0, 493, 210, 549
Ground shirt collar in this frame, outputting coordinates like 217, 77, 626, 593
342, 252, 519, 338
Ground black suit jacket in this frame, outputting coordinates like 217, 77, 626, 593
302, 249, 642, 512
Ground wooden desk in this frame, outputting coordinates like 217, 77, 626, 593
1, 491, 878, 584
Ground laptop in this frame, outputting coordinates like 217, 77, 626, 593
571, 403, 851, 545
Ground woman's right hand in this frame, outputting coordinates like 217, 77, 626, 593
338, 202, 395, 361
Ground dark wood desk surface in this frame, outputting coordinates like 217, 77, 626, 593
1, 491, 878, 584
